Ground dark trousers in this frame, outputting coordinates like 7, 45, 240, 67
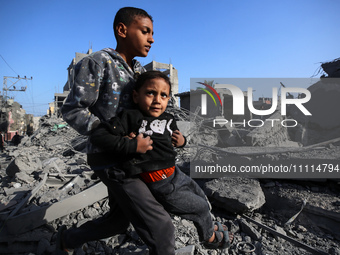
147, 166, 214, 241
63, 168, 175, 255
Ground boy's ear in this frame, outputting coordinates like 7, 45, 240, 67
132, 90, 139, 104
116, 22, 127, 38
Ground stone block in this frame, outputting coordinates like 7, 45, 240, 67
204, 177, 266, 214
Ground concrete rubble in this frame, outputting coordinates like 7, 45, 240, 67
0, 112, 338, 255
1, 63, 340, 254
204, 177, 266, 214
289, 77, 340, 146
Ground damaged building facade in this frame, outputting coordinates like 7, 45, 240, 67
0, 75, 39, 142
0, 96, 35, 141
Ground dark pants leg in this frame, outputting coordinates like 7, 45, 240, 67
147, 166, 214, 241
64, 168, 175, 255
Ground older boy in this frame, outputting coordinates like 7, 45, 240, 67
58, 7, 175, 255
90, 71, 233, 250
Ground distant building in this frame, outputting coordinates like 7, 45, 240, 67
48, 92, 70, 117
0, 96, 33, 140
49, 48, 93, 116
64, 48, 93, 92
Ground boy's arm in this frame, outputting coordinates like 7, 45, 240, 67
172, 130, 186, 148
90, 112, 153, 155
170, 116, 186, 148
90, 119, 137, 155
61, 57, 102, 135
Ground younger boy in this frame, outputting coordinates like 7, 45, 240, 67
90, 70, 233, 249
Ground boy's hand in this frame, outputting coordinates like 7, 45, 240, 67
172, 130, 185, 147
127, 132, 136, 139
136, 133, 153, 153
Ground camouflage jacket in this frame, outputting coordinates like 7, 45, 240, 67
61, 48, 145, 156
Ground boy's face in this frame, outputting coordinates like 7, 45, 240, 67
125, 16, 154, 58
133, 78, 170, 117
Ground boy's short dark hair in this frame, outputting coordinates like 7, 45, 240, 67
113, 7, 153, 39
135, 70, 171, 94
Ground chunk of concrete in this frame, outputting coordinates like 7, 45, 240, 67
15, 171, 34, 184
204, 177, 265, 214
5, 182, 107, 235
6, 156, 42, 177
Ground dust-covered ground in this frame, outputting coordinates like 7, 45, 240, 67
0, 115, 339, 255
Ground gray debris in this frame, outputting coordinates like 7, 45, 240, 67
204, 177, 266, 214
175, 245, 195, 255
6, 156, 42, 177
238, 218, 262, 241
289, 77, 340, 145
0, 110, 339, 255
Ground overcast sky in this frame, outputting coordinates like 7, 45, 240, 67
0, 0, 339, 116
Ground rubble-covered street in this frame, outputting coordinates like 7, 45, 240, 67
0, 109, 339, 254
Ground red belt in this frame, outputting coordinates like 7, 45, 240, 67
140, 166, 175, 183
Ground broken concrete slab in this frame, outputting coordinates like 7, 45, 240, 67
4, 185, 31, 196
4, 181, 108, 235
204, 177, 266, 214
14, 171, 35, 183
6, 155, 42, 177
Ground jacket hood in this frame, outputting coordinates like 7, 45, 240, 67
101, 48, 143, 76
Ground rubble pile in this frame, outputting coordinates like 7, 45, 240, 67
289, 78, 340, 146
0, 102, 339, 255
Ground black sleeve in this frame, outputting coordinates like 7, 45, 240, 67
169, 114, 179, 132
90, 112, 137, 155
